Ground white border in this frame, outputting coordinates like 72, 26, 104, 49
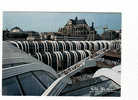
1, 0, 138, 100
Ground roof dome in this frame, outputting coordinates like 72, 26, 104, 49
10, 26, 23, 32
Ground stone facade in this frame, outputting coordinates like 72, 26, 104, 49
101, 30, 120, 40
58, 17, 97, 40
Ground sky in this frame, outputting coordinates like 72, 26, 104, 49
3, 12, 121, 34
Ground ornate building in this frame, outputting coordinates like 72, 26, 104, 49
58, 17, 97, 40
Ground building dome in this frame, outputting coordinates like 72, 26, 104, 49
10, 26, 23, 32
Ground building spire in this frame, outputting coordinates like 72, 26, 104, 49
91, 22, 95, 30
75, 16, 78, 21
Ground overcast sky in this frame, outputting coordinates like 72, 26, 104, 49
3, 12, 121, 34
